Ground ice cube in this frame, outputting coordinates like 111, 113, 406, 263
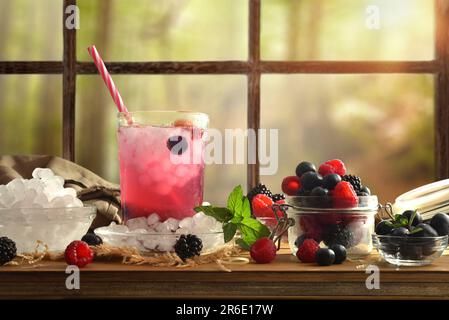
155, 222, 171, 233
163, 218, 179, 231
126, 217, 148, 231
49, 195, 75, 208
109, 223, 129, 233
33, 193, 50, 208
201, 201, 211, 206
156, 236, 176, 252
32, 168, 56, 181
7, 179, 26, 195
146, 213, 160, 226
59, 187, 77, 198
143, 236, 158, 250
27, 178, 44, 193
175, 227, 190, 235
179, 217, 194, 230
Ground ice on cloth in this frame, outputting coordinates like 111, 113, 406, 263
0, 168, 83, 209
97, 210, 224, 252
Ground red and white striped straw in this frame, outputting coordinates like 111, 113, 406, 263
87, 45, 130, 116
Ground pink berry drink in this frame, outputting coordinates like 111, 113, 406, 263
117, 111, 209, 222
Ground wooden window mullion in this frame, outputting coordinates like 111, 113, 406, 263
435, 0, 449, 180
248, 0, 261, 190
62, 0, 77, 161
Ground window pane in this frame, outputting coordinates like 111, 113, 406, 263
261, 74, 434, 204
262, 0, 434, 60
77, 0, 248, 61
76, 75, 246, 205
0, 75, 62, 155
0, 0, 62, 60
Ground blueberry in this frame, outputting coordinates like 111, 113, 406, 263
167, 135, 188, 155
296, 188, 310, 196
430, 213, 449, 236
402, 210, 422, 227
310, 187, 328, 197
375, 220, 394, 235
329, 244, 347, 264
322, 174, 341, 190
400, 245, 423, 260
410, 223, 438, 237
81, 233, 103, 246
360, 186, 371, 195
315, 248, 335, 266
300, 171, 323, 191
295, 161, 316, 177
294, 234, 307, 247
391, 227, 409, 237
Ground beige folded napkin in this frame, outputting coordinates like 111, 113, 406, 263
0, 155, 122, 230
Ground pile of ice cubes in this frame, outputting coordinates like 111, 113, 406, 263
96, 210, 225, 253
0, 168, 83, 209
0, 168, 91, 253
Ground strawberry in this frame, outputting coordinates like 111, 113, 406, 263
332, 181, 358, 208
252, 194, 285, 218
250, 237, 277, 263
296, 239, 320, 263
281, 176, 301, 196
64, 240, 94, 268
318, 159, 346, 176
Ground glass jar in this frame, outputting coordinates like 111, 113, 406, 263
287, 196, 379, 259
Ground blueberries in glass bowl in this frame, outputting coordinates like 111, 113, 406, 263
373, 210, 448, 266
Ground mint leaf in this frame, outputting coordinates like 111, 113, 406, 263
235, 238, 251, 250
227, 185, 243, 215
223, 223, 237, 243
238, 217, 271, 246
195, 206, 233, 223
241, 197, 251, 219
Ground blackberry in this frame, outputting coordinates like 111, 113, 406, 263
81, 233, 103, 246
247, 183, 272, 203
174, 234, 203, 261
0, 237, 17, 265
322, 225, 355, 248
342, 175, 363, 193
271, 193, 285, 202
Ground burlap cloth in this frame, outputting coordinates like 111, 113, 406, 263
0, 155, 122, 230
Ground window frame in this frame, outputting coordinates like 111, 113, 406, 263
0, 0, 447, 190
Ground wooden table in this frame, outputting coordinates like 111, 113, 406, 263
1, 247, 449, 299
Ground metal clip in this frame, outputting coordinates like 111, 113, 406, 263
270, 203, 295, 250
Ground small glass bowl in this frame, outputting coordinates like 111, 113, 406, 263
0, 206, 96, 253
372, 234, 448, 266
95, 227, 226, 255
287, 196, 378, 259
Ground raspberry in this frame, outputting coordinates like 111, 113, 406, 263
299, 216, 323, 241
319, 159, 346, 176
296, 239, 320, 263
64, 241, 94, 268
281, 176, 301, 196
332, 181, 358, 208
250, 237, 277, 263
318, 163, 336, 177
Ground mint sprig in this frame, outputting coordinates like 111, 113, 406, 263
194, 185, 270, 249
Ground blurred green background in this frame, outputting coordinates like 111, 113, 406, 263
0, 0, 435, 205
